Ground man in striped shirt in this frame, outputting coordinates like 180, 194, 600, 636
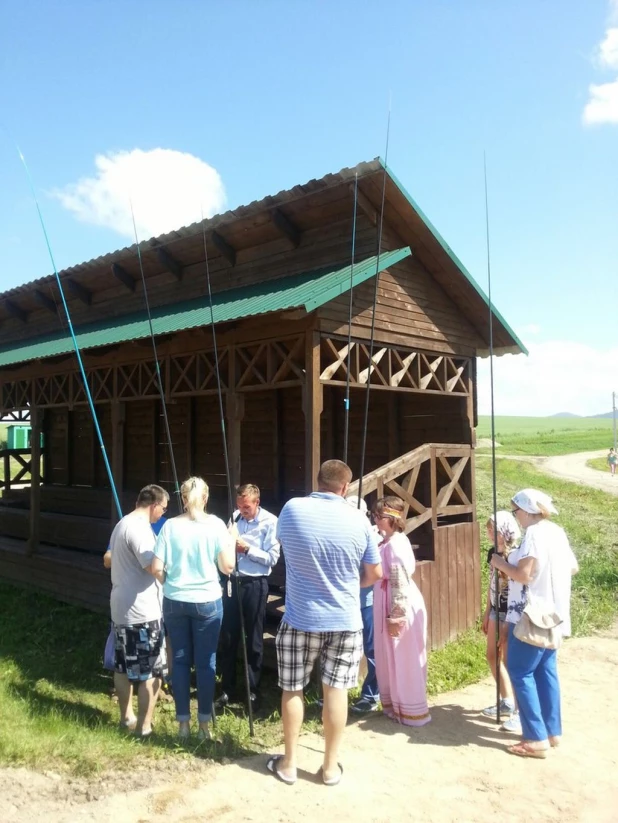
267, 460, 382, 786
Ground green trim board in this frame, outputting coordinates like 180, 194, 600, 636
0, 247, 411, 368
379, 159, 528, 356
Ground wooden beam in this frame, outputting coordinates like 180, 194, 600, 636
271, 208, 302, 247
303, 330, 323, 492
66, 278, 92, 305
111, 263, 136, 292
156, 247, 183, 280
4, 299, 28, 323
34, 290, 58, 314
211, 231, 236, 266
26, 408, 42, 556
351, 184, 378, 226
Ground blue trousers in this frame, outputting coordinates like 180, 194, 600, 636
507, 623, 562, 742
163, 597, 223, 723
360, 604, 379, 703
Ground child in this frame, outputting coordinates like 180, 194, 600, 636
607, 448, 617, 477
372, 496, 430, 726
481, 510, 520, 732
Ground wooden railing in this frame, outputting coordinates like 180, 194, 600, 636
0, 449, 33, 491
347, 443, 474, 535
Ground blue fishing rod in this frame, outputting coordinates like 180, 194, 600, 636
16, 146, 123, 520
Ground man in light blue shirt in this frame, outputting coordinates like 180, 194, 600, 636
216, 483, 279, 710
268, 460, 382, 787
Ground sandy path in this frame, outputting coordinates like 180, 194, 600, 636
539, 450, 618, 496
4, 624, 617, 823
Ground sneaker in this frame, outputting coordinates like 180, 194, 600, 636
481, 699, 514, 718
214, 692, 230, 711
500, 712, 522, 734
351, 698, 380, 713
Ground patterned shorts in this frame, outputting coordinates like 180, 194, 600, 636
276, 621, 363, 692
113, 619, 167, 682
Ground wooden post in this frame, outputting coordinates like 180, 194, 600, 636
465, 362, 477, 520
303, 331, 323, 492
226, 391, 245, 491
26, 408, 42, 557
227, 344, 244, 491
388, 393, 401, 461
110, 401, 126, 523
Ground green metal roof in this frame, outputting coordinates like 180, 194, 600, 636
0, 247, 411, 368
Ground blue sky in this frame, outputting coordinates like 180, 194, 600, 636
1, 0, 616, 415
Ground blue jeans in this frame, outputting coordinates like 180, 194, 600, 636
163, 597, 223, 723
360, 604, 379, 703
507, 623, 562, 742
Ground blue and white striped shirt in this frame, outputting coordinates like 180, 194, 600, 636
276, 492, 380, 632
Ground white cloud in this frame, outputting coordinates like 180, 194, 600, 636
597, 27, 618, 68
519, 323, 541, 336
583, 77, 618, 124
477, 341, 618, 416
53, 148, 226, 240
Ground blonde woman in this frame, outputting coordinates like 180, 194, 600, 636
152, 477, 235, 739
372, 496, 430, 727
491, 488, 578, 758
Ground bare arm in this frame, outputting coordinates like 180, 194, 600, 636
103, 550, 112, 569
150, 556, 166, 584
217, 544, 235, 576
491, 553, 536, 585
360, 561, 382, 588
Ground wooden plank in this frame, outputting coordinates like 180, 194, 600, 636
456, 524, 467, 634
111, 263, 136, 292
5, 299, 28, 323
26, 408, 42, 556
435, 528, 448, 648
271, 208, 302, 248
211, 231, 236, 266
303, 331, 322, 492
447, 526, 459, 641
470, 520, 481, 627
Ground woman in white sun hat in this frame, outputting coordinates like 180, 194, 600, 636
490, 488, 578, 759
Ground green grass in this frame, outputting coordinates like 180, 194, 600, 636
587, 456, 613, 473
477, 415, 614, 456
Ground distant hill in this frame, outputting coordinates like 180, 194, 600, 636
549, 411, 614, 419
589, 412, 614, 419
551, 412, 581, 418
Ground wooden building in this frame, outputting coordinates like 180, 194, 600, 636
0, 159, 524, 649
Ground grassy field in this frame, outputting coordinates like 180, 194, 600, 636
0, 435, 617, 775
477, 415, 614, 456
587, 456, 613, 473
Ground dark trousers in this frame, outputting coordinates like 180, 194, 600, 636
219, 576, 268, 695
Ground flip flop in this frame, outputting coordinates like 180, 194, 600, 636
319, 762, 344, 786
508, 742, 548, 759
266, 755, 297, 785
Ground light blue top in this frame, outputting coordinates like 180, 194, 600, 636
231, 506, 280, 577
154, 514, 229, 603
276, 492, 380, 632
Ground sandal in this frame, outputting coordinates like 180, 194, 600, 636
319, 763, 344, 786
508, 742, 548, 759
549, 736, 561, 748
266, 755, 297, 785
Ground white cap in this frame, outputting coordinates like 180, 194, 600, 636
512, 488, 558, 515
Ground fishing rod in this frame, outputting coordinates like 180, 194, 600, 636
484, 152, 502, 726
129, 202, 182, 515
16, 146, 123, 521
200, 213, 254, 737
342, 173, 358, 465
357, 101, 391, 503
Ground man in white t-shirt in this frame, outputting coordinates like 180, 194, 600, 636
108, 484, 170, 736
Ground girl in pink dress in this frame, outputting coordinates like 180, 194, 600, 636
373, 496, 431, 727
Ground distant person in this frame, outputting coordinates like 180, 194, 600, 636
491, 488, 578, 758
108, 484, 170, 737
372, 496, 431, 727
152, 477, 235, 740
480, 511, 521, 733
269, 460, 382, 786
216, 483, 280, 712
607, 447, 617, 477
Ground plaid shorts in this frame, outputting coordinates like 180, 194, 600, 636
276, 621, 364, 691
113, 619, 167, 682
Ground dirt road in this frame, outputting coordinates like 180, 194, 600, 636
539, 450, 618, 496
3, 623, 617, 823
